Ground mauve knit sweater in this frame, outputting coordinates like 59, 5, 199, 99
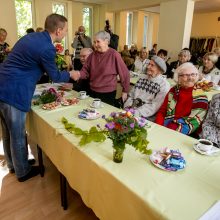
80, 48, 130, 93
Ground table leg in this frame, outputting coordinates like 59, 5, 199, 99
60, 173, 68, 210
37, 145, 44, 177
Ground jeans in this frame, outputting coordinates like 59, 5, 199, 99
0, 101, 31, 178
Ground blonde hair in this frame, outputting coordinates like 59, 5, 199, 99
203, 52, 218, 64
173, 62, 199, 83
213, 47, 220, 55
140, 47, 148, 53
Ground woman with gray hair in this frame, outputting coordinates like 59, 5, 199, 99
156, 62, 208, 135
72, 31, 129, 106
198, 52, 220, 85
168, 49, 191, 78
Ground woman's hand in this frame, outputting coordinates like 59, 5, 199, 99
121, 92, 128, 103
70, 70, 80, 81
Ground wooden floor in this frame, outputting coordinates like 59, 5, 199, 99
0, 139, 99, 220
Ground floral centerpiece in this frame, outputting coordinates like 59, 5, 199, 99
32, 88, 63, 105
54, 43, 66, 71
62, 110, 151, 163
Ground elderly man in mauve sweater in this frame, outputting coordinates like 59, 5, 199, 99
72, 31, 130, 106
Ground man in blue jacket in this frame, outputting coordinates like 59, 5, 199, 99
0, 14, 75, 182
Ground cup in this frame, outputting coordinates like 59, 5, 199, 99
92, 98, 101, 108
197, 139, 213, 151
79, 91, 87, 99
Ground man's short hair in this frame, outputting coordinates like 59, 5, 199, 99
44, 13, 67, 33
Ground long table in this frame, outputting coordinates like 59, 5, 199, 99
27, 89, 220, 220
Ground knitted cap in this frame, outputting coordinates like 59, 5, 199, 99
151, 56, 167, 73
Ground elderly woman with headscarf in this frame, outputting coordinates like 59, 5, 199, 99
72, 31, 130, 106
124, 56, 170, 121
198, 52, 220, 85
155, 62, 209, 135
168, 49, 191, 78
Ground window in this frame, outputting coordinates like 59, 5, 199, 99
126, 12, 133, 46
52, 3, 65, 16
15, 0, 34, 38
83, 7, 93, 37
143, 16, 148, 48
52, 2, 66, 50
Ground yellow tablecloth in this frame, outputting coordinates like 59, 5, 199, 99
27, 89, 220, 220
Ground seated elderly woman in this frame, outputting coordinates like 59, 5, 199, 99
124, 56, 170, 121
155, 62, 209, 135
213, 47, 220, 69
131, 47, 150, 75
167, 49, 191, 78
200, 94, 220, 148
198, 52, 220, 85
72, 31, 130, 106
121, 45, 134, 69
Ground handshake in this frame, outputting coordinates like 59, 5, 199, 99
70, 70, 80, 81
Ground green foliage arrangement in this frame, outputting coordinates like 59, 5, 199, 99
40, 88, 58, 104
61, 110, 151, 156
62, 117, 106, 146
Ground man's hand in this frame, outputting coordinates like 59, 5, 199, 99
70, 70, 80, 81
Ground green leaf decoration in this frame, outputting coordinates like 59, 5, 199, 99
61, 114, 151, 156
74, 128, 84, 135
79, 135, 89, 146
61, 117, 67, 124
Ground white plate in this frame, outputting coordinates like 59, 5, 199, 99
193, 144, 220, 156
149, 150, 186, 172
78, 95, 89, 100
213, 85, 220, 91
42, 103, 60, 110
90, 103, 104, 109
61, 101, 71, 106
78, 112, 101, 120
149, 154, 170, 171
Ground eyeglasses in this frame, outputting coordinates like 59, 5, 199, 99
179, 73, 197, 78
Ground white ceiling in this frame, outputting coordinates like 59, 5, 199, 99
73, 0, 220, 13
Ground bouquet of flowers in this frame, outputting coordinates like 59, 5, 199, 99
62, 110, 151, 163
33, 88, 63, 105
54, 43, 66, 70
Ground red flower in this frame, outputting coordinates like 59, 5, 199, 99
114, 123, 123, 131
55, 43, 64, 54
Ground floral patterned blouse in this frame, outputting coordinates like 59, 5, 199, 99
201, 94, 220, 147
